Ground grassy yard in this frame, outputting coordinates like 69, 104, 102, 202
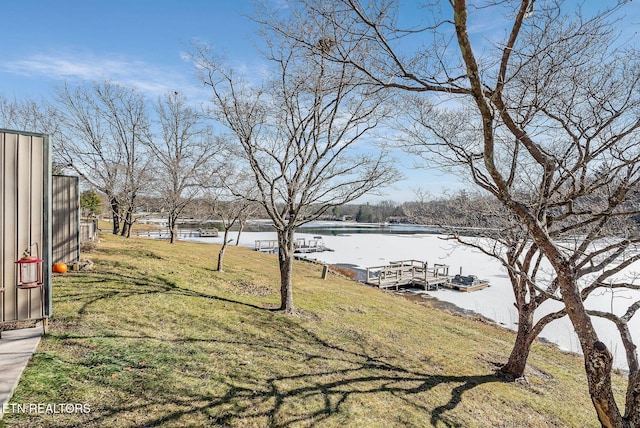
2, 233, 625, 427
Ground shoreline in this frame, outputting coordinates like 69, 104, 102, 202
388, 288, 602, 371
392, 288, 495, 322
184, 230, 637, 371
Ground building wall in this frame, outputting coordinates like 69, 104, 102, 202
0, 129, 51, 322
80, 220, 97, 243
52, 175, 80, 265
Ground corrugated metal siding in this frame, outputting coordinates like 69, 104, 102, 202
80, 220, 97, 242
52, 175, 80, 265
0, 129, 51, 323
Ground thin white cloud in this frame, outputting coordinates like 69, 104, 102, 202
1, 50, 200, 99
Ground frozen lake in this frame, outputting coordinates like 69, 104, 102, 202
187, 223, 640, 370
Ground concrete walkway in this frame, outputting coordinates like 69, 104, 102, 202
0, 324, 43, 419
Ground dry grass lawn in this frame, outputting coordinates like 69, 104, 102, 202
2, 233, 627, 427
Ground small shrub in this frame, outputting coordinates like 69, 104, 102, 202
81, 240, 98, 253
329, 265, 358, 280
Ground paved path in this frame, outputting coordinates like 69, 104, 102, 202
0, 325, 43, 419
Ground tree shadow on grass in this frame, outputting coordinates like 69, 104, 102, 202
126, 372, 499, 428
46, 320, 505, 426
55, 268, 273, 315
43, 268, 508, 427
58, 337, 501, 427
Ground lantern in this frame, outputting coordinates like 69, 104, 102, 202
15, 253, 43, 287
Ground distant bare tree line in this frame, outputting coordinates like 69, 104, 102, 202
0, 84, 230, 241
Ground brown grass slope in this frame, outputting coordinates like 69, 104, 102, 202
2, 233, 626, 427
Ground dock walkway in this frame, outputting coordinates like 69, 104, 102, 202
254, 237, 333, 254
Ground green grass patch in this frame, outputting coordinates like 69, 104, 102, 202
2, 233, 623, 427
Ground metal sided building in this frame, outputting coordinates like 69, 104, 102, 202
0, 129, 52, 327
52, 175, 80, 266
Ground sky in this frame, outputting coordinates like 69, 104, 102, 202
1, 1, 638, 203
0, 1, 258, 101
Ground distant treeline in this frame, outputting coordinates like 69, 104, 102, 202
113, 190, 507, 229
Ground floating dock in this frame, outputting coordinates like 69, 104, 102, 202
364, 260, 488, 292
365, 260, 451, 290
446, 274, 490, 292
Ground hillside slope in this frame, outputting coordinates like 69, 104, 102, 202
4, 234, 624, 427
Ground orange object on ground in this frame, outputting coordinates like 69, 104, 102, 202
52, 263, 68, 274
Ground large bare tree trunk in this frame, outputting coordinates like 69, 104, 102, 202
501, 309, 536, 378
168, 213, 178, 244
562, 283, 623, 427
277, 228, 295, 314
121, 208, 133, 238
110, 197, 120, 235
626, 372, 640, 427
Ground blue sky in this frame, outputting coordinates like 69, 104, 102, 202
1, 1, 638, 202
0, 1, 260, 101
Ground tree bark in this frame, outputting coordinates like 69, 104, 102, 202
277, 228, 295, 314
110, 197, 120, 235
120, 198, 137, 238
556, 268, 623, 427
501, 308, 536, 378
121, 209, 133, 238
235, 221, 245, 246
625, 371, 640, 426
586, 341, 622, 428
168, 213, 178, 244
217, 228, 230, 272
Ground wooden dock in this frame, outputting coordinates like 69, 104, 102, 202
365, 260, 451, 290
197, 228, 219, 237
293, 237, 333, 253
254, 240, 278, 253
254, 237, 333, 254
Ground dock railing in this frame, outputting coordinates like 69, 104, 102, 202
365, 260, 450, 289
254, 240, 278, 253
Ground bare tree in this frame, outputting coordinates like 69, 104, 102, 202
373, 199, 397, 222
400, 187, 432, 222
221, 168, 263, 248
273, 0, 640, 425
56, 81, 152, 236
0, 95, 65, 171
436, 194, 566, 378
234, 198, 261, 246
193, 30, 399, 314
206, 169, 261, 271
402, 189, 566, 376
147, 91, 222, 244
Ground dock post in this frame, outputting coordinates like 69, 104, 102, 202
321, 264, 329, 280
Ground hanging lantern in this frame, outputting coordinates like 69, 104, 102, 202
15, 253, 44, 287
